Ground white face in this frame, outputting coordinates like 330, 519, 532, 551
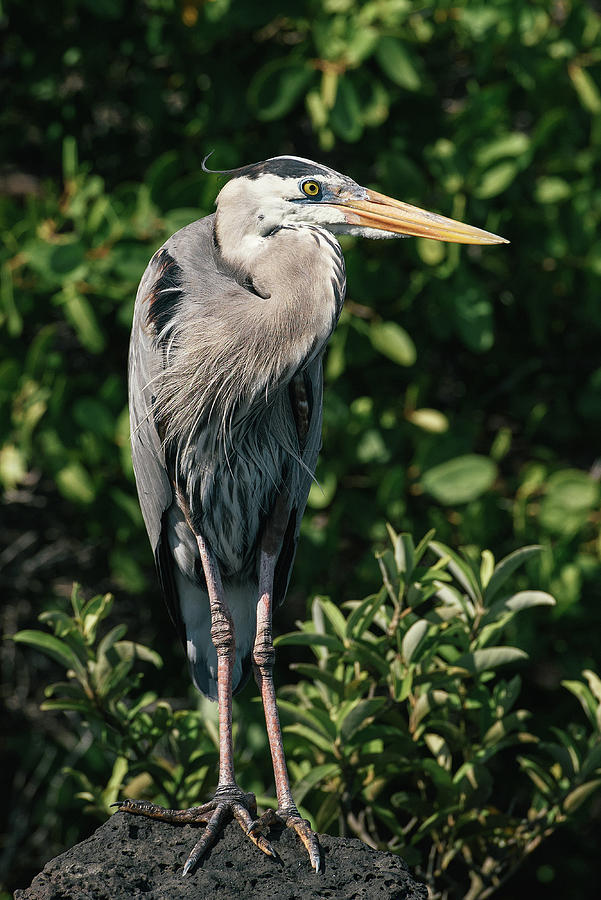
216, 172, 354, 235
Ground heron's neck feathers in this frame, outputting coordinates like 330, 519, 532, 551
151, 216, 345, 462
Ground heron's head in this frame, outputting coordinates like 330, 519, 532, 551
211, 155, 507, 246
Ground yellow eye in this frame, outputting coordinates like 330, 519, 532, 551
302, 180, 321, 197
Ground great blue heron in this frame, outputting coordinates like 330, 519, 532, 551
118, 156, 507, 874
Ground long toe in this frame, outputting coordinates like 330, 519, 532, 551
259, 807, 322, 872
112, 798, 217, 824
113, 791, 275, 876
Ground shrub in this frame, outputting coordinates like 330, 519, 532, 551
14, 531, 601, 899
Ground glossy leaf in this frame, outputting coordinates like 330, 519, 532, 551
421, 456, 497, 505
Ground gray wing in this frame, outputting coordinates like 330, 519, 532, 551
128, 217, 222, 647
273, 353, 324, 608
129, 214, 220, 554
128, 251, 173, 554
128, 246, 191, 646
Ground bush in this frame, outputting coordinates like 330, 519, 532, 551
14, 532, 601, 899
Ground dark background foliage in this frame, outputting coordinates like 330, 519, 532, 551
2, 0, 601, 896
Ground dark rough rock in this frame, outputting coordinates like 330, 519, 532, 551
15, 811, 428, 900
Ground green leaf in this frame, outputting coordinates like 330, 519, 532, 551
539, 469, 599, 536
0, 444, 27, 489
56, 462, 96, 505
248, 60, 313, 122
519, 756, 557, 795
395, 532, 415, 576
340, 698, 386, 742
376, 37, 422, 91
62, 135, 78, 179
503, 591, 556, 612
583, 670, 601, 705
38, 610, 75, 638
474, 161, 519, 198
103, 756, 129, 806
114, 641, 163, 669
475, 132, 531, 167
284, 723, 334, 755
329, 77, 363, 142
562, 678, 598, 727
61, 291, 106, 353
534, 177, 572, 204
429, 540, 482, 603
406, 408, 449, 433
97, 624, 128, 661
1, 264, 22, 336
291, 664, 343, 696
421, 455, 497, 505
49, 242, 86, 276
293, 763, 340, 805
313, 597, 347, 641
13, 630, 87, 679
82, 593, 114, 637
402, 619, 429, 664
569, 64, 601, 114
563, 779, 601, 813
370, 321, 417, 366
485, 545, 542, 603
480, 550, 495, 589
345, 589, 387, 639
73, 397, 116, 440
40, 698, 90, 713
482, 710, 530, 747
456, 647, 528, 674
275, 632, 344, 652
453, 288, 494, 353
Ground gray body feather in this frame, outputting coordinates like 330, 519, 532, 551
129, 212, 346, 699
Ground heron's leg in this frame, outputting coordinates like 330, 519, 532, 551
253, 497, 322, 873
114, 530, 275, 874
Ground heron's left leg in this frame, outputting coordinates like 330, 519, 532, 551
253, 497, 321, 872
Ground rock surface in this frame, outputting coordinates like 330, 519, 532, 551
15, 811, 428, 900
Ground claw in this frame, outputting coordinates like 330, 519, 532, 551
257, 807, 322, 872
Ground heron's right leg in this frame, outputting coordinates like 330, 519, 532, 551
252, 497, 321, 872
114, 533, 275, 874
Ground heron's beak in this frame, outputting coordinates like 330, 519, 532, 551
332, 188, 508, 245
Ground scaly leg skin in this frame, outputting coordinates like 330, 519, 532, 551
114, 532, 275, 875
253, 494, 322, 873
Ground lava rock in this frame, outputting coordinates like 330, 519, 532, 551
15, 811, 428, 899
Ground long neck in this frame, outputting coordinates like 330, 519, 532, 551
214, 205, 346, 382
154, 217, 345, 454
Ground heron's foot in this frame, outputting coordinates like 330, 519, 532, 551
113, 786, 276, 876
258, 805, 321, 873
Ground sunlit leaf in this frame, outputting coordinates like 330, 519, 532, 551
485, 545, 542, 603
402, 619, 429, 663
564, 779, 601, 813
456, 647, 528, 674
56, 462, 96, 504
421, 455, 497, 505
376, 37, 422, 91
474, 161, 519, 198
370, 321, 417, 366
12, 630, 87, 679
539, 470, 599, 536
569, 63, 601, 114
